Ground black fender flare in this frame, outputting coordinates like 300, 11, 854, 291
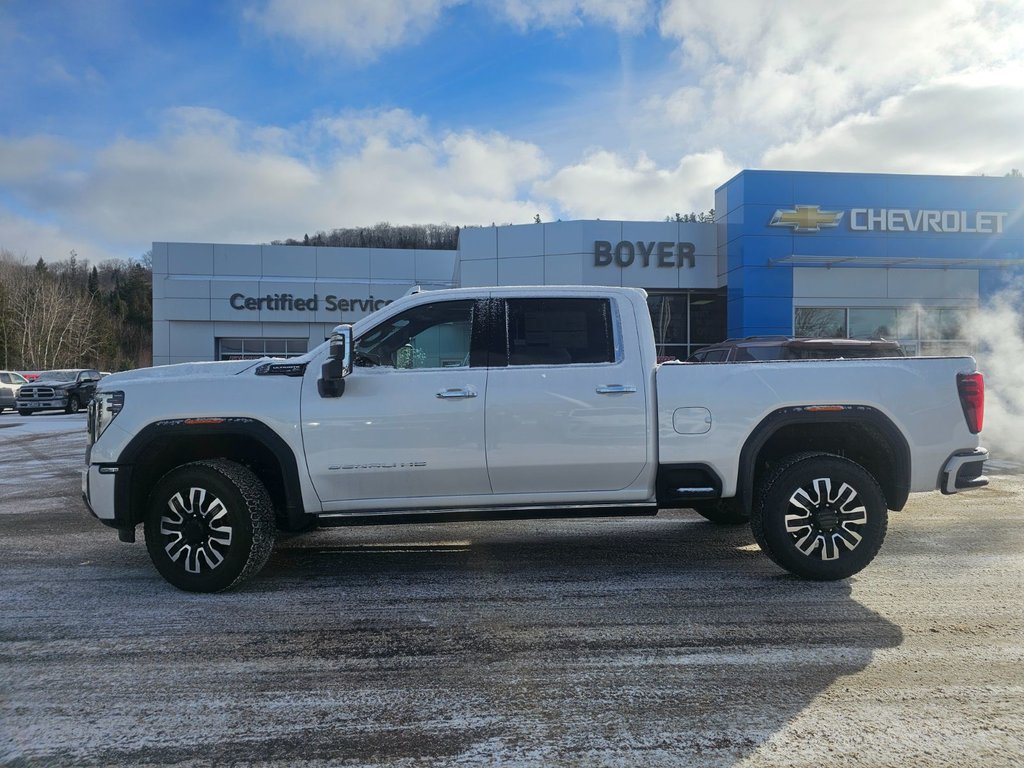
112, 417, 308, 531
737, 405, 912, 512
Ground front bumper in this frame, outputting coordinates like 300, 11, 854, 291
82, 464, 118, 521
940, 448, 989, 494
17, 396, 69, 410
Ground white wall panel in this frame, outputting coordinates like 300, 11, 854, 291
262, 245, 316, 277
164, 277, 211, 299
415, 250, 458, 282
213, 321, 261, 337
460, 259, 498, 287
794, 267, 888, 299
260, 322, 312, 337
498, 256, 544, 285
888, 269, 979, 300
316, 247, 370, 279
313, 282, 370, 325
458, 227, 497, 259
152, 320, 170, 358
543, 253, 585, 285
167, 243, 213, 275
211, 279, 259, 322
497, 224, 544, 258
214, 244, 262, 276
369, 248, 415, 280
621, 221, 679, 245
256, 280, 316, 322
680, 255, 726, 290
543, 221, 584, 255
168, 322, 215, 359
154, 298, 211, 322
152, 242, 168, 274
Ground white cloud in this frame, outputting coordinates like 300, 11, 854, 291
245, 0, 461, 61
0, 135, 76, 183
245, 0, 653, 60
0, 207, 117, 265
654, 0, 1024, 159
0, 108, 555, 253
495, 0, 652, 33
535, 148, 736, 220
762, 72, 1024, 175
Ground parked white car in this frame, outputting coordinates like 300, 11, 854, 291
0, 370, 30, 413
83, 286, 988, 591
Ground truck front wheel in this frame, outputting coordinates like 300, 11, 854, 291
144, 459, 275, 592
751, 452, 887, 581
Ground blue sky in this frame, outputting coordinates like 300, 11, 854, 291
1, 0, 1022, 264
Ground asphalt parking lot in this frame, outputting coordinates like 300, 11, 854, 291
1, 411, 1022, 767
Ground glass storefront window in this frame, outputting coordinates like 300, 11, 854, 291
217, 338, 308, 360
794, 306, 975, 356
795, 308, 847, 338
849, 308, 898, 339
645, 290, 726, 360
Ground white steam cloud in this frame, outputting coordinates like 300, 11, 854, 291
967, 284, 1024, 462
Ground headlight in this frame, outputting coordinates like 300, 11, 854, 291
89, 391, 124, 443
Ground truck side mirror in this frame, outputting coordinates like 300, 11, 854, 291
318, 324, 353, 398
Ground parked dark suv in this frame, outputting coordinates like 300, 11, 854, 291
16, 369, 102, 415
686, 336, 905, 363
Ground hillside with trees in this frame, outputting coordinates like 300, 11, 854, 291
274, 222, 460, 249
0, 249, 152, 372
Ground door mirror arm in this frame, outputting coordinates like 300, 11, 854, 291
318, 325, 354, 398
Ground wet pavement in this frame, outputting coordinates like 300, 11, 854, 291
1, 411, 1022, 766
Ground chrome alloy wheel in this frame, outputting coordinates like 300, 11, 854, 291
784, 477, 868, 561
160, 487, 233, 573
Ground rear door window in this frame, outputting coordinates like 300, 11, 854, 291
504, 298, 615, 366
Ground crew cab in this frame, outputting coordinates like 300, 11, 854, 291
82, 287, 988, 592
18, 369, 102, 415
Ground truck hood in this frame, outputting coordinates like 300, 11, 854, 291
27, 378, 75, 388
99, 359, 264, 388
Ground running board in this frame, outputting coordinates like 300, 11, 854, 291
316, 503, 658, 527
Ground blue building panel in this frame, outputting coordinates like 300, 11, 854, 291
718, 170, 1024, 337
791, 172, 889, 209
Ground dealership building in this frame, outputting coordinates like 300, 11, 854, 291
152, 170, 1024, 366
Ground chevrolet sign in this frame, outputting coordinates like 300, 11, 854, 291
769, 205, 1008, 234
850, 209, 1007, 233
769, 206, 844, 232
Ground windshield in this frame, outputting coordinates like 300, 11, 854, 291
37, 370, 77, 382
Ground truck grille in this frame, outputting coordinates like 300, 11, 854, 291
19, 387, 58, 400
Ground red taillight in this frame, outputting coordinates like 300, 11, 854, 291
957, 372, 985, 434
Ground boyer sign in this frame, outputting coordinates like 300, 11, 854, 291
593, 240, 697, 269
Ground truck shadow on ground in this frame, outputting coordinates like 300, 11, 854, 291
222, 513, 903, 765
5, 511, 903, 767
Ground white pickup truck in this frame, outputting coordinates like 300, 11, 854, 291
83, 286, 989, 592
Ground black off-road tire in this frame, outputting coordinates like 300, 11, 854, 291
18, 409, 34, 416
65, 395, 81, 414
144, 459, 276, 593
751, 452, 888, 581
691, 498, 750, 525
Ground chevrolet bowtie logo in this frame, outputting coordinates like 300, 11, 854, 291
769, 205, 844, 232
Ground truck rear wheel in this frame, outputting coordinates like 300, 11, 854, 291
144, 459, 275, 592
751, 452, 887, 581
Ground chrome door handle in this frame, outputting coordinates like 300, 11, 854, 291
436, 387, 477, 399
596, 384, 637, 394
